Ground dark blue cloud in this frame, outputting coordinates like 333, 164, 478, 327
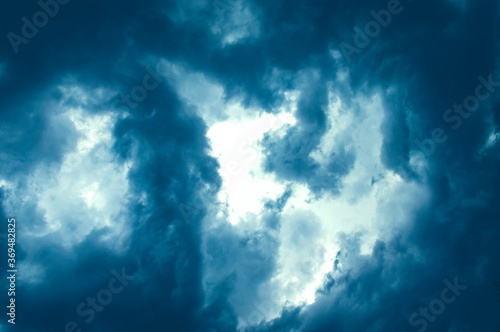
262, 74, 356, 195
1, 0, 500, 331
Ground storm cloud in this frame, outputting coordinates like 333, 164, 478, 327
1, 0, 499, 331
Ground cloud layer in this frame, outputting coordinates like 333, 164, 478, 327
1, 0, 499, 331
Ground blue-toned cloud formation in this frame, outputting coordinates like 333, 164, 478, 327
1, 0, 499, 331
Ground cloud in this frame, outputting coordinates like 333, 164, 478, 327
1, 0, 500, 331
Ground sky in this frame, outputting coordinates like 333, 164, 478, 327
0, 0, 500, 331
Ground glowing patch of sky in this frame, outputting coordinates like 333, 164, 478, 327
30, 86, 130, 247
157, 63, 431, 326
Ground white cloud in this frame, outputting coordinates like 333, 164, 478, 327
270, 91, 430, 310
0, 86, 132, 251
207, 110, 295, 224
220, 86, 429, 327
34, 106, 130, 247
156, 60, 229, 126
160, 65, 430, 326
